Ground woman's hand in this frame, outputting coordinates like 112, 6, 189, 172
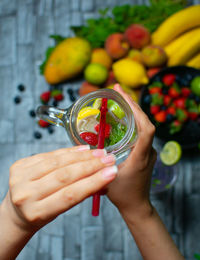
1, 146, 117, 233
107, 84, 157, 221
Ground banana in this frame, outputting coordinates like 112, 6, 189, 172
187, 52, 200, 69
152, 5, 200, 46
168, 32, 200, 66
165, 27, 200, 58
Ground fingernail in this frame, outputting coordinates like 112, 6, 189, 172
101, 154, 116, 165
92, 149, 107, 157
77, 145, 90, 151
102, 166, 118, 179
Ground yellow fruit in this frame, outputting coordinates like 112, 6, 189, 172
44, 37, 91, 84
152, 5, 200, 46
187, 52, 200, 69
168, 32, 200, 66
165, 27, 200, 58
112, 58, 148, 88
84, 63, 108, 85
77, 107, 100, 122
91, 48, 112, 69
107, 84, 139, 103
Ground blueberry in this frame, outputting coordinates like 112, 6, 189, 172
29, 109, 36, 118
166, 114, 174, 122
14, 96, 21, 104
67, 88, 73, 95
53, 100, 58, 107
17, 84, 25, 92
143, 95, 151, 104
70, 95, 76, 102
176, 75, 189, 86
189, 93, 196, 99
162, 87, 168, 95
34, 131, 42, 139
195, 96, 200, 103
48, 126, 54, 134
161, 105, 167, 111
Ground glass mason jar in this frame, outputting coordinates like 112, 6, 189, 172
36, 89, 137, 163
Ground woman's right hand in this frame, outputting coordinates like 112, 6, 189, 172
1, 145, 117, 233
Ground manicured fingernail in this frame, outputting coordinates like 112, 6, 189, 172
101, 154, 116, 165
77, 145, 90, 151
92, 149, 107, 157
102, 166, 118, 179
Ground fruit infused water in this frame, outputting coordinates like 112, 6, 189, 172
77, 98, 127, 148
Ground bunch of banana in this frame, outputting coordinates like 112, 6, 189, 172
152, 4, 200, 68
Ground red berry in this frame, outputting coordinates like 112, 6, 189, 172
147, 67, 161, 78
169, 87, 180, 98
162, 74, 176, 86
181, 87, 191, 97
154, 111, 166, 122
174, 98, 186, 109
40, 91, 51, 104
188, 112, 198, 120
163, 95, 172, 106
54, 93, 64, 101
149, 87, 162, 94
167, 106, 176, 116
80, 132, 98, 146
51, 90, 64, 101
38, 119, 50, 128
94, 123, 111, 138
150, 105, 160, 115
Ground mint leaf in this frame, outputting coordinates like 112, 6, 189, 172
105, 123, 127, 146
151, 93, 163, 105
39, 46, 55, 75
49, 34, 66, 44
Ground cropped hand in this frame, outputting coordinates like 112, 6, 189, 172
107, 84, 157, 219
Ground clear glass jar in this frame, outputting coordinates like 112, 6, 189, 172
36, 89, 137, 162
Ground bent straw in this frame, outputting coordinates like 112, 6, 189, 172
92, 98, 108, 216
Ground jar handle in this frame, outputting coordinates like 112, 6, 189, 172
36, 106, 66, 127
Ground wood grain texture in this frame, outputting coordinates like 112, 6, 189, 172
0, 0, 200, 259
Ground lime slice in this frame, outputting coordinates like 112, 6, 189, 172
107, 100, 125, 119
93, 98, 102, 109
77, 107, 100, 122
160, 141, 182, 166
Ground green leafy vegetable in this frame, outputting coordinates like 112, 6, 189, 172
71, 0, 186, 48
105, 123, 127, 146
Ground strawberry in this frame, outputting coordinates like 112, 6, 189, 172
162, 74, 176, 86
169, 85, 180, 98
154, 111, 166, 123
188, 111, 198, 120
169, 120, 182, 134
38, 119, 50, 128
80, 132, 98, 146
181, 87, 191, 97
176, 108, 188, 122
149, 87, 162, 94
150, 105, 160, 115
166, 106, 176, 116
147, 68, 161, 78
40, 91, 51, 104
94, 123, 111, 138
174, 97, 186, 109
51, 89, 64, 101
164, 95, 172, 106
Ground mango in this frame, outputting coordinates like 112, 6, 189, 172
44, 37, 91, 84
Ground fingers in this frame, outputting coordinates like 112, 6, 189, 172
36, 166, 118, 220
114, 84, 155, 157
34, 154, 116, 200
27, 148, 107, 181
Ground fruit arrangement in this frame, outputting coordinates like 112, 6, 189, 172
140, 66, 200, 149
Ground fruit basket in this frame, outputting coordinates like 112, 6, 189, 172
140, 66, 200, 150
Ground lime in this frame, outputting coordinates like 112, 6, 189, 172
77, 107, 100, 122
107, 99, 125, 119
84, 63, 108, 85
93, 98, 102, 109
191, 76, 200, 96
160, 141, 182, 166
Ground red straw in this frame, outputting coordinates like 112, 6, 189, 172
92, 98, 108, 216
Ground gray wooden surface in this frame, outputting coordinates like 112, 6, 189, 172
0, 0, 200, 259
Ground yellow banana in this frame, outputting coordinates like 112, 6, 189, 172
165, 27, 200, 58
152, 5, 200, 46
187, 52, 200, 69
168, 32, 200, 66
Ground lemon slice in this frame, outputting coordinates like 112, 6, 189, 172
107, 100, 125, 119
160, 141, 182, 166
77, 107, 100, 122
